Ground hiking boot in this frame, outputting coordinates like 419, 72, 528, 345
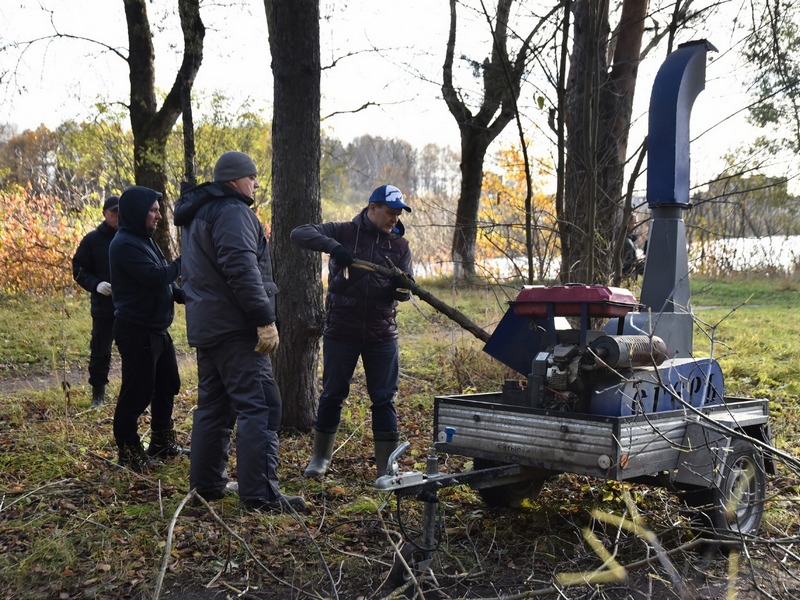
147, 429, 189, 458
241, 494, 308, 514
118, 440, 153, 473
89, 385, 106, 408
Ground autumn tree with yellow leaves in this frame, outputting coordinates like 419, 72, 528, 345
477, 145, 559, 283
0, 186, 83, 295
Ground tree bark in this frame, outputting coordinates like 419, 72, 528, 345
351, 259, 490, 343
265, 0, 323, 431
123, 0, 204, 258
560, 0, 646, 284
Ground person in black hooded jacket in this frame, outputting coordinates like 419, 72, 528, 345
72, 194, 119, 408
109, 185, 185, 472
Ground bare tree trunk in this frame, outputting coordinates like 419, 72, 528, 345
560, 0, 646, 284
265, 0, 322, 431
442, 0, 531, 279
452, 136, 491, 278
124, 0, 204, 258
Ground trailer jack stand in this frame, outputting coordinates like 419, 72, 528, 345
383, 446, 442, 590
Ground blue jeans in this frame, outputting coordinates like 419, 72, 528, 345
315, 336, 399, 435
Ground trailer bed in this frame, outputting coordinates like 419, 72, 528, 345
433, 393, 769, 480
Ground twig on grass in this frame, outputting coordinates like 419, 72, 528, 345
0, 477, 74, 513
375, 507, 426, 599
152, 490, 323, 600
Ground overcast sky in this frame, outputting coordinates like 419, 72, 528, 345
0, 0, 783, 193
0, 1, 462, 148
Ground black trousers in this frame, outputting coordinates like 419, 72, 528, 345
88, 315, 114, 388
189, 338, 283, 501
112, 319, 180, 448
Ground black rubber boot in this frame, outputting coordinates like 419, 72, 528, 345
374, 431, 400, 477
118, 439, 152, 473
303, 428, 337, 478
89, 384, 106, 408
147, 429, 188, 458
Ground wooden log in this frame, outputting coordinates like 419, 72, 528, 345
350, 258, 491, 344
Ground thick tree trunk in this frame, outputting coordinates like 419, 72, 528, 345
265, 0, 322, 431
560, 0, 645, 284
124, 0, 204, 259
451, 135, 490, 278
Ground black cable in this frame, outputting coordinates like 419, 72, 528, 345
393, 492, 443, 553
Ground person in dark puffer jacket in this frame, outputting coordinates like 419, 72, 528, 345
291, 184, 414, 479
109, 186, 185, 472
174, 151, 306, 514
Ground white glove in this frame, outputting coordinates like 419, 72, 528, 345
255, 323, 279, 354
96, 281, 112, 296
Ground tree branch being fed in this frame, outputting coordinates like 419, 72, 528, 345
350, 259, 491, 344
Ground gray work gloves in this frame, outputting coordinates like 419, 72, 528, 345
255, 323, 279, 354
96, 281, 112, 296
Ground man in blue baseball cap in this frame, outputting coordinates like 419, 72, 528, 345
369, 184, 411, 213
291, 184, 414, 479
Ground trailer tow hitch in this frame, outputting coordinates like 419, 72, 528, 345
374, 442, 532, 588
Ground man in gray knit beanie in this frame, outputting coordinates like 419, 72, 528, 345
213, 151, 257, 182
173, 150, 307, 513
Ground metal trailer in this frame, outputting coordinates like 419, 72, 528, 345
376, 40, 774, 586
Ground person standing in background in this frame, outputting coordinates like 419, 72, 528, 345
109, 186, 185, 472
72, 195, 119, 408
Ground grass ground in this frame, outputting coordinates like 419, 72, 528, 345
1, 275, 800, 599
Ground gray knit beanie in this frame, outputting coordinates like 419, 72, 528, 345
213, 151, 257, 182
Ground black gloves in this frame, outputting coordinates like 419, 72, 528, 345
330, 245, 354, 267
172, 286, 186, 305
391, 272, 408, 288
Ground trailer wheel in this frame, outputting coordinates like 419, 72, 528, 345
472, 458, 548, 508
685, 438, 766, 536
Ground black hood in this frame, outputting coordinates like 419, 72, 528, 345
119, 185, 162, 237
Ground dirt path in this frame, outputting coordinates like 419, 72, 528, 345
0, 353, 196, 395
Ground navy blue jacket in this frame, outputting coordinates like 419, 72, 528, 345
72, 221, 116, 318
174, 181, 277, 348
290, 207, 413, 343
109, 186, 181, 332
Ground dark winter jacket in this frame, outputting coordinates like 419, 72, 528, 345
290, 207, 413, 343
173, 181, 278, 349
109, 186, 182, 332
72, 221, 116, 318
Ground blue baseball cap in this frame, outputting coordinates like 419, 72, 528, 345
368, 184, 411, 212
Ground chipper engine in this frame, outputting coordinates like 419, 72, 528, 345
376, 40, 773, 586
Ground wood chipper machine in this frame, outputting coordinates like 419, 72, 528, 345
374, 40, 774, 582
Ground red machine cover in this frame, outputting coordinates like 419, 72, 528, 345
511, 285, 639, 318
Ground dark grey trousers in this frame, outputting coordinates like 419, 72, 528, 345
189, 337, 283, 501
